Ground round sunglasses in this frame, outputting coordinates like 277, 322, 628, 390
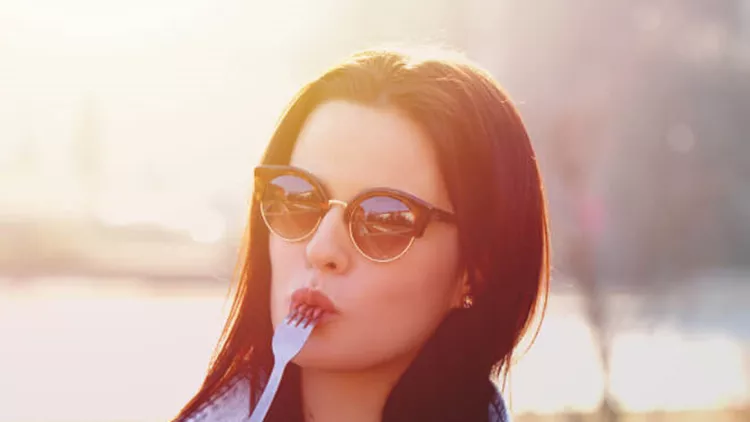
254, 165, 456, 262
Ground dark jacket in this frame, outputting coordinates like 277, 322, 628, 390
183, 376, 511, 422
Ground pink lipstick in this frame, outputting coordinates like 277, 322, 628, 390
289, 288, 339, 314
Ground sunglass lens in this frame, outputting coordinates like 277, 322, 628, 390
350, 196, 416, 261
261, 175, 324, 240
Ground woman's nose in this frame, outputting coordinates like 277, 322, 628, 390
305, 207, 351, 274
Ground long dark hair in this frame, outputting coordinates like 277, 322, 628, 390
174, 47, 550, 422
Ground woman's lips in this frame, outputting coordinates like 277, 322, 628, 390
290, 288, 340, 316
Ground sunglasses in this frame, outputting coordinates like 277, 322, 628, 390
254, 165, 456, 262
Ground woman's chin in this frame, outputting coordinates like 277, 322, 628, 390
291, 338, 338, 367
291, 352, 349, 370
291, 343, 368, 371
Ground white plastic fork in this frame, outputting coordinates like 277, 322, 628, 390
248, 305, 320, 422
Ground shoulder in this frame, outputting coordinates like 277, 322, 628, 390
181, 376, 252, 422
488, 386, 512, 422
182, 375, 510, 421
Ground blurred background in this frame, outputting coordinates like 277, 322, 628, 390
1, 0, 748, 421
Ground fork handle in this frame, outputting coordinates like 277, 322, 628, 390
248, 359, 288, 422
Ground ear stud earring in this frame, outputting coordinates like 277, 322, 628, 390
462, 292, 474, 309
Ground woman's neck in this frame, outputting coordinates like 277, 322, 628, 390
299, 357, 412, 422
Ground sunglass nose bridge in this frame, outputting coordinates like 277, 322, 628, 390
323, 199, 350, 224
327, 199, 348, 208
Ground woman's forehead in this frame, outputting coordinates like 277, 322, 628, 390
289, 101, 451, 209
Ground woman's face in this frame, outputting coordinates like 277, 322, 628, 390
269, 100, 464, 372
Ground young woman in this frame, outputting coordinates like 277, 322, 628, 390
174, 47, 549, 422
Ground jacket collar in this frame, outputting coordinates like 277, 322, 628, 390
183, 376, 510, 422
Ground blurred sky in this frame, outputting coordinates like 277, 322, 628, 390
0, 0, 315, 230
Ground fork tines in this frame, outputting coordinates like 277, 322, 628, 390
286, 304, 323, 328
